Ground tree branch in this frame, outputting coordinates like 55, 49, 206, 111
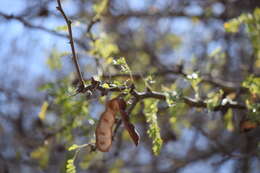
77, 77, 246, 111
56, 0, 86, 90
102, 68, 248, 94
0, 11, 88, 50
130, 89, 246, 111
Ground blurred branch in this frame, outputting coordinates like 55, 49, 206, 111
107, 10, 227, 21
170, 147, 217, 172
56, 0, 85, 90
0, 11, 88, 50
130, 89, 246, 111
102, 68, 248, 94
0, 86, 42, 105
86, 18, 100, 41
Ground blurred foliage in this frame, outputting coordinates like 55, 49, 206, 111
31, 146, 50, 169
38, 101, 49, 121
93, 0, 109, 20
89, 33, 119, 60
224, 8, 260, 62
243, 75, 260, 95
206, 90, 223, 111
224, 109, 234, 132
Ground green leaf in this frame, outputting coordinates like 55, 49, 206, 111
38, 101, 49, 121
66, 159, 76, 173
46, 48, 62, 70
165, 91, 182, 107
224, 8, 260, 63
93, 0, 108, 19
144, 100, 163, 155
54, 25, 68, 32
113, 57, 134, 81
243, 75, 260, 95
206, 90, 223, 111
89, 34, 119, 59
224, 19, 241, 33
209, 47, 222, 58
38, 83, 54, 91
68, 144, 80, 151
30, 146, 49, 168
224, 109, 234, 131
102, 83, 110, 88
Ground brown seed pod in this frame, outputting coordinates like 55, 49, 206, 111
95, 98, 139, 152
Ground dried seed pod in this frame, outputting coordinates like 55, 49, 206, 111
95, 98, 139, 152
95, 101, 116, 152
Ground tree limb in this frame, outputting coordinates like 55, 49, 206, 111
0, 11, 88, 50
56, 0, 85, 89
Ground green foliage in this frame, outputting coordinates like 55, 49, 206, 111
246, 100, 260, 122
224, 8, 260, 61
165, 90, 182, 107
109, 159, 124, 173
68, 144, 81, 151
113, 57, 130, 73
38, 78, 91, 145
243, 76, 260, 122
113, 57, 134, 81
224, 109, 234, 131
243, 75, 260, 95
30, 146, 49, 168
38, 101, 49, 121
93, 0, 108, 19
101, 83, 110, 88
46, 48, 63, 70
66, 159, 76, 173
206, 90, 223, 111
155, 33, 182, 51
55, 25, 68, 32
186, 72, 202, 99
89, 33, 119, 60
144, 100, 162, 155
54, 21, 81, 32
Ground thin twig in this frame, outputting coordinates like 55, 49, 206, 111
86, 18, 100, 41
56, 0, 85, 89
0, 11, 88, 50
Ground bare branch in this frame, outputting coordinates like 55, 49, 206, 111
56, 0, 86, 89
0, 11, 88, 50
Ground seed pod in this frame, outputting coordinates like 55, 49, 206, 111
95, 98, 140, 152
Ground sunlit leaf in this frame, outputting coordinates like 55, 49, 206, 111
243, 75, 260, 95
66, 159, 76, 173
38, 101, 49, 121
68, 144, 81, 151
224, 109, 234, 131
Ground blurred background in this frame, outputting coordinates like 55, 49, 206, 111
0, 0, 260, 173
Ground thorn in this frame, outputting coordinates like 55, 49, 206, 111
146, 87, 152, 93
130, 84, 135, 92
91, 77, 97, 84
